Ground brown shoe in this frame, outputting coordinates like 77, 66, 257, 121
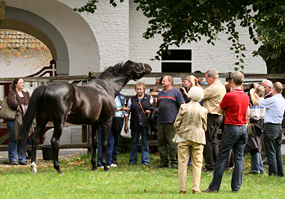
192, 190, 201, 194
180, 191, 186, 194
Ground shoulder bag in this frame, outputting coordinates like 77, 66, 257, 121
0, 92, 17, 120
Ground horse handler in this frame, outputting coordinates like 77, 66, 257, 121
202, 72, 249, 193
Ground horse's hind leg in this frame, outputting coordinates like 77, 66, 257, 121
51, 122, 64, 174
101, 120, 112, 171
91, 123, 99, 170
31, 119, 49, 174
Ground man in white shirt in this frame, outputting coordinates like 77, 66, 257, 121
250, 82, 285, 177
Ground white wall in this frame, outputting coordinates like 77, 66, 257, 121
59, 0, 130, 71
129, 1, 267, 74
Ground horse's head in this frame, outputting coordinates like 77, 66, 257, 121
124, 60, 152, 81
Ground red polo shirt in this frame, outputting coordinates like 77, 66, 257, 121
220, 89, 249, 126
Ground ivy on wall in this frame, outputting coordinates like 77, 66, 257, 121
0, 29, 52, 68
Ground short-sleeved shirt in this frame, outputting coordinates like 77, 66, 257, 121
115, 95, 128, 117
219, 89, 249, 126
258, 94, 285, 124
157, 88, 185, 124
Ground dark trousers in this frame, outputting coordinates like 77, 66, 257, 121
209, 125, 247, 192
263, 123, 284, 177
203, 114, 223, 170
157, 123, 178, 165
112, 117, 124, 164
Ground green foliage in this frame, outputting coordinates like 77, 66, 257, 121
75, 0, 284, 72
74, 0, 124, 13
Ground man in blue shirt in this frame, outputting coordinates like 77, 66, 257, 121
250, 82, 285, 177
156, 75, 185, 169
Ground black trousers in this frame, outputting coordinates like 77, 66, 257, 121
203, 114, 224, 170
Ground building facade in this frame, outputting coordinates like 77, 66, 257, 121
0, 0, 267, 77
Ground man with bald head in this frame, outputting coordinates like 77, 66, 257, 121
250, 82, 285, 177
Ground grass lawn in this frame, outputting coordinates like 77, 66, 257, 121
0, 152, 284, 199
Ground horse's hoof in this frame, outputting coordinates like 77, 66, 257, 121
57, 169, 63, 174
31, 162, 37, 174
92, 167, 98, 171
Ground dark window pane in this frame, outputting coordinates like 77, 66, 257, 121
162, 62, 192, 72
162, 50, 191, 61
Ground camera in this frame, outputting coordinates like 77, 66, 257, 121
180, 86, 187, 93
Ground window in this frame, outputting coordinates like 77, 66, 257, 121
161, 49, 192, 72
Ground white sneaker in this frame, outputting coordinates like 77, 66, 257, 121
109, 163, 117, 168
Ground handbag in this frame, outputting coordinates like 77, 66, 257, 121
0, 92, 17, 120
246, 123, 255, 137
120, 119, 132, 139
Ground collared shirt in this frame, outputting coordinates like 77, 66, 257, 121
202, 79, 226, 114
258, 94, 285, 124
264, 91, 273, 99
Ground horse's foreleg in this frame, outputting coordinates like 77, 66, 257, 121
51, 123, 63, 174
91, 124, 99, 170
31, 120, 48, 174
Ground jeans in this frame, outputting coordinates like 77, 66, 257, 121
97, 127, 113, 166
112, 117, 124, 164
129, 127, 149, 165
263, 123, 284, 177
250, 151, 264, 174
209, 125, 247, 192
7, 120, 26, 162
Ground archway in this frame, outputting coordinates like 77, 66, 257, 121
1, 6, 69, 75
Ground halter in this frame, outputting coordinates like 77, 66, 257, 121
133, 63, 146, 80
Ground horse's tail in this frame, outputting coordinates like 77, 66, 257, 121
21, 85, 46, 153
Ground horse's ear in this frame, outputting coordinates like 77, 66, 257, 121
125, 60, 133, 65
88, 71, 97, 80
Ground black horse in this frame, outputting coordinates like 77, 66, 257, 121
21, 60, 152, 174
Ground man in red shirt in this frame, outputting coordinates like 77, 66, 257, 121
202, 72, 249, 193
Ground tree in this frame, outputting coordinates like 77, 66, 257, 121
74, 0, 284, 73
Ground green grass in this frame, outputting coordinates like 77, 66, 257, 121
0, 153, 284, 199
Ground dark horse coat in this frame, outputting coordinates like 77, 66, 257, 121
21, 60, 151, 173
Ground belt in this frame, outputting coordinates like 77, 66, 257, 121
264, 123, 281, 125
225, 124, 245, 128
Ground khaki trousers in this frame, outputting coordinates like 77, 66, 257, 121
178, 140, 204, 192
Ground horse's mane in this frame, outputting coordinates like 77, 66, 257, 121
99, 62, 130, 79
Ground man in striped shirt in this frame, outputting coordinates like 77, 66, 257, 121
156, 75, 185, 169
